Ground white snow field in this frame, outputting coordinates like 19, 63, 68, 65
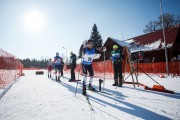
0, 70, 180, 120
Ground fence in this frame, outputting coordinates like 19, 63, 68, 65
0, 49, 23, 89
63, 60, 180, 79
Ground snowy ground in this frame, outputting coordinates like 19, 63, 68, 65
0, 70, 180, 120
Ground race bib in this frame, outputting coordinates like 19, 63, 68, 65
55, 59, 61, 63
83, 54, 94, 62
88, 57, 93, 61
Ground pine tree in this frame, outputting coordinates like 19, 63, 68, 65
20, 58, 48, 68
90, 24, 103, 47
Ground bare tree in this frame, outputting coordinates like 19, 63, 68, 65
158, 13, 175, 28
175, 15, 180, 25
144, 13, 180, 33
143, 21, 159, 33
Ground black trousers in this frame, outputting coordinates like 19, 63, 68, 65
60, 65, 64, 76
82, 64, 94, 76
71, 64, 76, 80
113, 61, 122, 84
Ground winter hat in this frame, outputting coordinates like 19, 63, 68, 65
113, 45, 118, 49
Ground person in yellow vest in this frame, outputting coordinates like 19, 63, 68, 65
110, 45, 124, 87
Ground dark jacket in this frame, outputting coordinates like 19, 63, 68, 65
110, 49, 124, 63
70, 54, 76, 68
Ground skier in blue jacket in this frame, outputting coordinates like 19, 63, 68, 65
54, 52, 62, 81
82, 40, 106, 95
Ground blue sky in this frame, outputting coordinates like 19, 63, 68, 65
0, 0, 180, 60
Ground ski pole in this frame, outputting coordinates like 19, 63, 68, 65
75, 64, 81, 96
75, 41, 86, 96
103, 47, 106, 91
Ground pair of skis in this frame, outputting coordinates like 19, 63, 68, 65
83, 91, 94, 111
83, 88, 113, 111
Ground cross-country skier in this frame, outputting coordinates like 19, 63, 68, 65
47, 58, 53, 78
82, 40, 106, 95
69, 51, 77, 82
54, 52, 62, 81
110, 45, 124, 87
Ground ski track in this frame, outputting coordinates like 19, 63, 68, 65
0, 70, 180, 120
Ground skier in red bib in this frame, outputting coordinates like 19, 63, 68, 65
47, 58, 53, 78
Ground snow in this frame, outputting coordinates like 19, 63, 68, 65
161, 42, 174, 48
109, 37, 129, 47
111, 38, 174, 53
144, 39, 161, 50
0, 70, 180, 120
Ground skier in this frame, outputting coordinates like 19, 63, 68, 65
47, 58, 53, 78
82, 40, 106, 95
54, 52, 62, 81
110, 45, 124, 87
69, 51, 77, 82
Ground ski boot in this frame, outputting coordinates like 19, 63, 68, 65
69, 79, 74, 82
48, 74, 49, 78
118, 79, 123, 87
112, 82, 118, 86
82, 81, 86, 96
88, 84, 96, 91
113, 79, 118, 86
118, 84, 122, 87
50, 74, 51, 78
55, 76, 58, 81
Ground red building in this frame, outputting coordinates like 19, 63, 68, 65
98, 24, 180, 63
124, 24, 180, 63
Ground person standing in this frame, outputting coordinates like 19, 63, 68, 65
60, 59, 64, 77
69, 51, 77, 82
54, 52, 62, 81
110, 45, 124, 87
47, 58, 53, 78
82, 40, 106, 95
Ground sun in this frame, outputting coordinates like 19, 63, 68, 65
24, 10, 45, 32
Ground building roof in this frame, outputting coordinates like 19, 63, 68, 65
124, 24, 180, 50
104, 24, 180, 53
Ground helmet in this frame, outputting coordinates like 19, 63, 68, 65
113, 45, 118, 49
56, 52, 59, 56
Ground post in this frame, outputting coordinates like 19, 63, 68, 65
160, 0, 169, 75
101, 43, 106, 91
99, 79, 103, 91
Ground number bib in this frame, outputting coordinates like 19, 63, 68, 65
83, 54, 95, 62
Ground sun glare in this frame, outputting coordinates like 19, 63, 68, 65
24, 10, 45, 32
